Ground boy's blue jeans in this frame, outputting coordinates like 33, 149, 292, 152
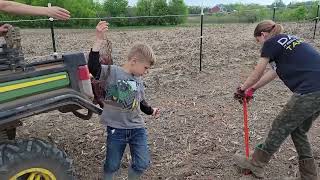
104, 126, 150, 175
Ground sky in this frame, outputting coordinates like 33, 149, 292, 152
124, 0, 311, 7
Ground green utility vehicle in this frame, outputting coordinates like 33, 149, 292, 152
0, 27, 102, 180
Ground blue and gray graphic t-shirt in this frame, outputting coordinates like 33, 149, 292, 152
261, 34, 320, 94
100, 65, 145, 129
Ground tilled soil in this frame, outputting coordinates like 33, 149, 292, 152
15, 22, 320, 180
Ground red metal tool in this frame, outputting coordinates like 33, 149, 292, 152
243, 97, 251, 175
243, 97, 250, 159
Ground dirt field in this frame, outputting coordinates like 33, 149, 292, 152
15, 22, 320, 179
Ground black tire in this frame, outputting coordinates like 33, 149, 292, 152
0, 128, 16, 142
0, 138, 75, 180
6, 128, 16, 140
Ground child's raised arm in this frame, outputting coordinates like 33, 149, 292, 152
92, 21, 109, 51
88, 21, 109, 79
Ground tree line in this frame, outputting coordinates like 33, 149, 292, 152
189, 0, 320, 23
0, 0, 188, 27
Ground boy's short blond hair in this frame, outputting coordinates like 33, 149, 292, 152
128, 43, 155, 66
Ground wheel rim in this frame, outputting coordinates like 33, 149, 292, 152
9, 168, 56, 180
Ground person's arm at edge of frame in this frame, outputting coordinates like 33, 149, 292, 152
0, 1, 70, 20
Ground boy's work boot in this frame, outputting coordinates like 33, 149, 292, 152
283, 158, 318, 180
234, 147, 272, 178
128, 167, 141, 180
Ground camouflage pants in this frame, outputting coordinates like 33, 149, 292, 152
261, 91, 320, 160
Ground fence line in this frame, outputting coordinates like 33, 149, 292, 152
0, 14, 202, 24
3, 5, 320, 71
0, 18, 49, 23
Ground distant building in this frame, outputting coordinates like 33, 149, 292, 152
209, 4, 225, 13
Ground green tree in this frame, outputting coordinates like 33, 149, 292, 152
104, 0, 128, 16
307, 1, 320, 20
168, 0, 188, 25
136, 0, 152, 16
188, 6, 210, 14
224, 3, 269, 23
103, 0, 128, 26
188, 6, 201, 14
126, 6, 137, 17
152, 0, 169, 25
136, 0, 153, 25
270, 0, 286, 8
290, 6, 308, 21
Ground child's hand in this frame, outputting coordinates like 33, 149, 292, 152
96, 21, 108, 41
152, 108, 160, 118
0, 24, 11, 36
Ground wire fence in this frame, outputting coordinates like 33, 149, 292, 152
0, 14, 202, 23
2, 4, 320, 71
0, 14, 204, 68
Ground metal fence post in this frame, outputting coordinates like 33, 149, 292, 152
273, 7, 276, 21
313, 4, 320, 39
200, 7, 204, 72
48, 3, 57, 56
